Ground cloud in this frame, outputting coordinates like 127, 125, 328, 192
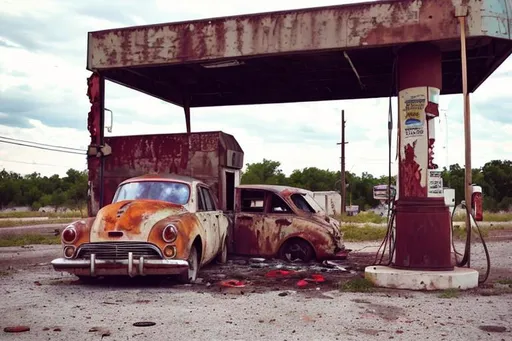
0, 0, 510, 179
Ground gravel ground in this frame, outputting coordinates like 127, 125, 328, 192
0, 241, 511, 341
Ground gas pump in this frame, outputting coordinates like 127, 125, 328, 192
471, 185, 483, 221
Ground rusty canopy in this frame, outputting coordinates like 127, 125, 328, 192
87, 0, 512, 107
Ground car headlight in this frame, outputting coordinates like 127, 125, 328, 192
162, 223, 178, 243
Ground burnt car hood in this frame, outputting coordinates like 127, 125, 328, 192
90, 199, 186, 242
310, 213, 340, 230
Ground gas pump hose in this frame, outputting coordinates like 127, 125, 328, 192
451, 201, 491, 284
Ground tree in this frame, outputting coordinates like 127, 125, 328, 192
288, 167, 338, 191
241, 159, 287, 185
64, 170, 88, 217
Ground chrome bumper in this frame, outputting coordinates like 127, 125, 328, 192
51, 252, 189, 277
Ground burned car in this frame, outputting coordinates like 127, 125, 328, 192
51, 174, 229, 283
230, 185, 347, 262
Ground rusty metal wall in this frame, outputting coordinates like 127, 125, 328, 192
86, 0, 511, 70
88, 131, 243, 216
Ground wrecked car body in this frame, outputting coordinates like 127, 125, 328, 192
229, 185, 346, 262
51, 174, 229, 283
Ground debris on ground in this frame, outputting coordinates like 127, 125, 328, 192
133, 322, 156, 327
4, 326, 30, 333
219, 279, 247, 288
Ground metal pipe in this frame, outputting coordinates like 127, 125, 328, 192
128, 252, 134, 277
458, 14, 472, 267
98, 75, 106, 209
90, 253, 96, 276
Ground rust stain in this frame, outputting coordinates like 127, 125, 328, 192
148, 213, 200, 259
99, 200, 183, 236
86, 72, 102, 217
233, 185, 344, 260
88, 131, 243, 216
65, 218, 95, 248
86, 73, 101, 146
88, 0, 479, 69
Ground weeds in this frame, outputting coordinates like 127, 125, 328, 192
452, 211, 512, 222
0, 210, 83, 219
336, 211, 387, 224
339, 277, 375, 292
451, 225, 491, 240
496, 279, 512, 286
340, 224, 388, 242
438, 288, 460, 298
0, 234, 61, 247
0, 218, 76, 228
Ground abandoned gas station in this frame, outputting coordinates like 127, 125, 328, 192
84, 0, 512, 290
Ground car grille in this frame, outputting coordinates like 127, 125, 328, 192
76, 242, 163, 260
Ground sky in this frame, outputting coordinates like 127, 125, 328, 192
0, 0, 511, 179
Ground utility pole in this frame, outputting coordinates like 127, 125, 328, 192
337, 110, 348, 215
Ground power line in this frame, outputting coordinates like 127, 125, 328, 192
0, 135, 86, 152
0, 158, 82, 168
0, 138, 86, 155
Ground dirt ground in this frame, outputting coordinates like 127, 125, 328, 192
0, 241, 511, 341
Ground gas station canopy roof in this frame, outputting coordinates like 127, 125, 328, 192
87, 0, 512, 107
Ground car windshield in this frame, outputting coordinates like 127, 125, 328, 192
113, 181, 190, 205
290, 193, 324, 214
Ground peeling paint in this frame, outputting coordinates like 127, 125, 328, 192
86, 0, 506, 70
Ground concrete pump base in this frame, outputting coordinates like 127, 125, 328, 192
364, 265, 479, 291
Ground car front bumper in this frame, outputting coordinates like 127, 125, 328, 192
51, 252, 189, 277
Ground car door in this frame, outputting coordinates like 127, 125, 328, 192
233, 188, 266, 256
196, 185, 221, 263
263, 193, 295, 255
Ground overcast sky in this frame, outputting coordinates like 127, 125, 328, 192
1, 0, 511, 179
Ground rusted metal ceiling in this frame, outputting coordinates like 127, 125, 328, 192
87, 0, 512, 107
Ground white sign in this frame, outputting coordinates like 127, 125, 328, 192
427, 170, 444, 198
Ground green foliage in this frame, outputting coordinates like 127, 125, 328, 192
438, 288, 460, 299
0, 168, 87, 216
337, 211, 387, 224
0, 218, 77, 228
442, 160, 512, 212
241, 158, 511, 212
0, 210, 83, 219
452, 211, 512, 222
340, 224, 388, 241
240, 159, 288, 185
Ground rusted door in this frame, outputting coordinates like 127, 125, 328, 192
195, 185, 221, 263
233, 188, 265, 256
233, 189, 293, 257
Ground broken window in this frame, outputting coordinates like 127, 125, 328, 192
291, 193, 318, 213
196, 187, 206, 212
270, 194, 292, 213
240, 189, 265, 213
201, 187, 216, 211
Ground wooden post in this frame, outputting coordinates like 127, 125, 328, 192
459, 14, 472, 266
337, 110, 347, 215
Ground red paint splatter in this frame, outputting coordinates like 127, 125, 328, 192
400, 141, 427, 197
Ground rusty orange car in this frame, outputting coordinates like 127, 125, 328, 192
230, 185, 347, 262
51, 174, 229, 283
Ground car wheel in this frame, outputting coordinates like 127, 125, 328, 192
279, 238, 315, 263
216, 237, 228, 264
178, 246, 199, 283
